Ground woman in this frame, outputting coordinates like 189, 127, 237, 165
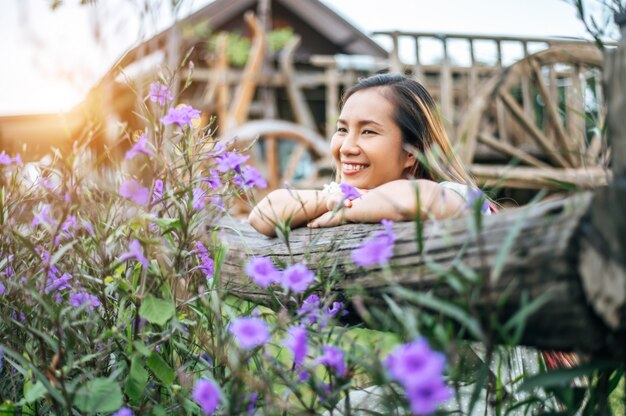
249, 74, 487, 237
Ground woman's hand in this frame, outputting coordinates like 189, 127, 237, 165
307, 208, 346, 228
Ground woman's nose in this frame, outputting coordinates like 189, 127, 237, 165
340, 133, 360, 155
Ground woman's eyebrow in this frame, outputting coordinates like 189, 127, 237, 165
336, 118, 383, 127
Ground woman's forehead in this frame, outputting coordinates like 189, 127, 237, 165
340, 88, 395, 124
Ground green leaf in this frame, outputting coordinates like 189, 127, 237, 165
147, 351, 176, 385
139, 294, 175, 326
24, 381, 46, 403
518, 362, 619, 392
74, 378, 123, 413
133, 341, 152, 357
391, 287, 484, 340
125, 355, 149, 404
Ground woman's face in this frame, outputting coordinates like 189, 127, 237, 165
330, 88, 415, 189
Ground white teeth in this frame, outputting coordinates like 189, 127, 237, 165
343, 163, 367, 171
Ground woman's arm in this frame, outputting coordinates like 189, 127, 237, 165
307, 179, 466, 228
248, 189, 329, 237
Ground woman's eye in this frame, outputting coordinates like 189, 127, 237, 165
336, 127, 347, 133
362, 129, 377, 135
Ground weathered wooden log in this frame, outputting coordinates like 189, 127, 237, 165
218, 190, 626, 359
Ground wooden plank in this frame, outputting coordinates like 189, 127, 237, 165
440, 37, 454, 127
325, 67, 339, 140
477, 132, 551, 169
499, 90, 570, 167
530, 60, 576, 167
279, 35, 317, 130
265, 135, 278, 190
566, 64, 587, 167
413, 36, 424, 82
468, 39, 478, 98
470, 164, 610, 189
218, 191, 625, 357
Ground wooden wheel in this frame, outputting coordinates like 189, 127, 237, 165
456, 44, 611, 190
220, 119, 331, 191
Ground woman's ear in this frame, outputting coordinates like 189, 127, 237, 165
403, 152, 417, 170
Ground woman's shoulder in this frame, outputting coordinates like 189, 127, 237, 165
438, 181, 493, 215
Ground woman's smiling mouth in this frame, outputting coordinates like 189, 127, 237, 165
342, 163, 369, 174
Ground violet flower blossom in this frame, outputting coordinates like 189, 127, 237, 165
191, 187, 207, 210
119, 180, 150, 205
119, 239, 149, 268
112, 407, 133, 416
151, 179, 164, 205
125, 133, 153, 160
283, 325, 308, 368
161, 105, 201, 127
192, 378, 221, 415
215, 152, 249, 173
317, 345, 347, 377
281, 263, 315, 293
384, 338, 451, 415
229, 317, 270, 350
351, 219, 397, 267
234, 165, 268, 189
0, 152, 22, 166
69, 291, 101, 311
245, 257, 280, 288
202, 169, 222, 190
149, 82, 173, 106
339, 183, 361, 200
31, 204, 54, 228
195, 241, 214, 280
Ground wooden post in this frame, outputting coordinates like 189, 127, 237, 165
580, 13, 626, 333
390, 31, 402, 74
468, 39, 478, 97
413, 36, 424, 82
325, 66, 339, 140
440, 36, 454, 127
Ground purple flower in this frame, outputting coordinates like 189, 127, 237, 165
45, 273, 73, 294
112, 407, 133, 416
195, 241, 214, 279
405, 377, 452, 415
466, 187, 491, 214
283, 326, 308, 368
125, 133, 153, 160
317, 345, 347, 377
32, 204, 54, 227
191, 188, 206, 210
149, 82, 173, 106
281, 263, 315, 293
161, 105, 201, 127
230, 317, 270, 350
69, 291, 101, 311
210, 195, 224, 209
119, 239, 149, 268
298, 294, 321, 324
0, 282, 5, 296
351, 220, 396, 267
234, 165, 268, 189
192, 378, 221, 415
384, 339, 447, 388
340, 183, 361, 200
151, 179, 164, 205
202, 169, 222, 190
247, 392, 258, 416
245, 257, 279, 288
0, 151, 22, 166
119, 180, 150, 205
215, 152, 249, 173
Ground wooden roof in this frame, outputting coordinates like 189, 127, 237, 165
105, 0, 387, 80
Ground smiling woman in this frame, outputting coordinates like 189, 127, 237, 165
248, 74, 490, 237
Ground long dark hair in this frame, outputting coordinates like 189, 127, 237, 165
342, 74, 474, 185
